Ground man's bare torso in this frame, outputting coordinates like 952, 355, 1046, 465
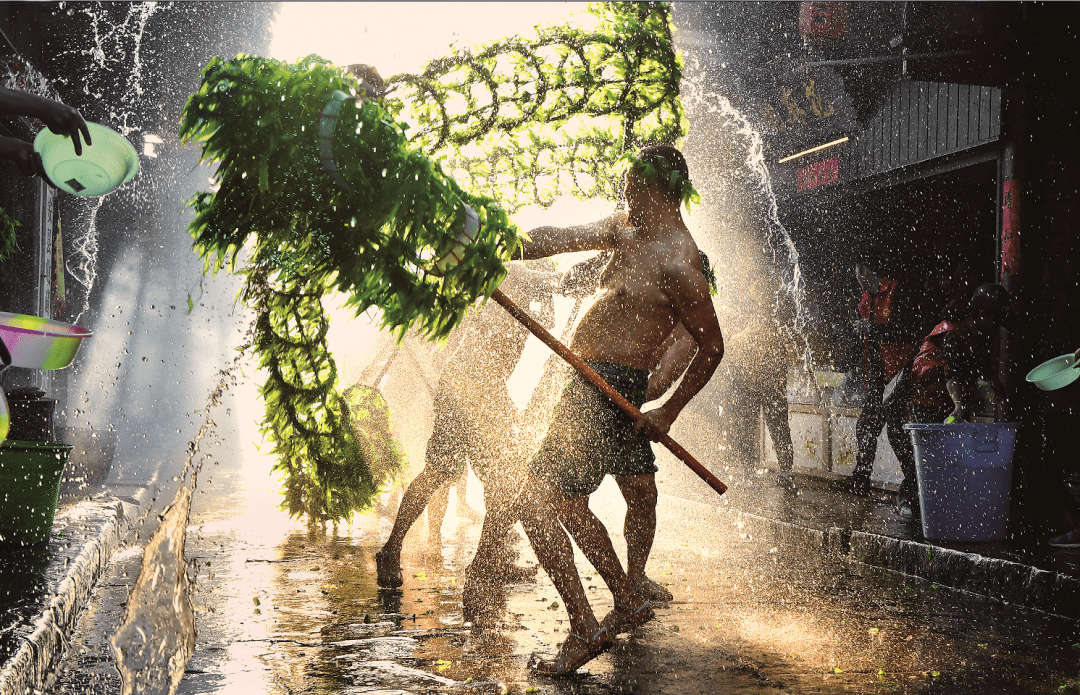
569, 215, 700, 371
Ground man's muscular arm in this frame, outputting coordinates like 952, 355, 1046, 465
520, 211, 625, 259
646, 324, 696, 401
635, 264, 724, 440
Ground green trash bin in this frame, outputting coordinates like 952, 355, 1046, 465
0, 440, 72, 544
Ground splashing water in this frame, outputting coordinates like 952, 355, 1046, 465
680, 53, 805, 330
75, 2, 162, 138
674, 54, 822, 480
110, 334, 249, 695
37, 3, 163, 322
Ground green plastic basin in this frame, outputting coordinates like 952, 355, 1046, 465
33, 122, 138, 197
0, 440, 72, 544
1026, 353, 1080, 391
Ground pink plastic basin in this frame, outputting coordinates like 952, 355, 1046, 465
0, 311, 93, 370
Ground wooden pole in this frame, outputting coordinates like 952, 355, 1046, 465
490, 288, 727, 497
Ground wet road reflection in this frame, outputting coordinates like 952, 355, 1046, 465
176, 481, 1079, 695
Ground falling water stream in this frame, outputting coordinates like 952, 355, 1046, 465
61, 2, 164, 323
109, 358, 241, 695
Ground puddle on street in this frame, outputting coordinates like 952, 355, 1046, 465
179, 487, 1080, 695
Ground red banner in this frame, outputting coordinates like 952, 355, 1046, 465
797, 156, 839, 191
799, 2, 849, 41
1001, 178, 1020, 276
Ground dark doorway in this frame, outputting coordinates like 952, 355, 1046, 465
785, 158, 999, 368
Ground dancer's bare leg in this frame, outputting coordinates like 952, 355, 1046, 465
462, 474, 533, 623
455, 469, 483, 520
556, 496, 638, 610
516, 478, 602, 640
615, 474, 657, 581
615, 473, 671, 601
376, 463, 453, 587
428, 480, 450, 546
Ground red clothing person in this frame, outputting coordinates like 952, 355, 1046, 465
857, 275, 919, 389
909, 284, 1011, 424
909, 318, 976, 411
849, 264, 924, 505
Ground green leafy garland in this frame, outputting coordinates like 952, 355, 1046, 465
386, 2, 685, 211
179, 2, 687, 523
0, 207, 21, 261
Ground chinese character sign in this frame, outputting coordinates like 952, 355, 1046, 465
797, 156, 840, 191
799, 2, 849, 41
1001, 178, 1020, 276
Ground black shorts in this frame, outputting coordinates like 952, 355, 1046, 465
528, 361, 657, 498
425, 392, 516, 481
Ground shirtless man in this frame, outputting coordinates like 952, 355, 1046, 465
482, 145, 724, 674
374, 263, 558, 587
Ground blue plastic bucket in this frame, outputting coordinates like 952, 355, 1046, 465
903, 423, 1019, 541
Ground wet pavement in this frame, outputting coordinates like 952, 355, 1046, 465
38, 443, 1080, 695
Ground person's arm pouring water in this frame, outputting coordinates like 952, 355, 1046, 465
0, 87, 91, 177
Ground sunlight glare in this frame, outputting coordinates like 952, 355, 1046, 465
270, 2, 593, 75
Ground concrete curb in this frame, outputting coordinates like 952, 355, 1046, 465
847, 530, 1080, 620
665, 495, 1080, 622
0, 480, 157, 695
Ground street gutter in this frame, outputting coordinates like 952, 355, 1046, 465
0, 475, 159, 695
667, 494, 1080, 621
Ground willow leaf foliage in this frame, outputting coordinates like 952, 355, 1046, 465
178, 2, 686, 523
387, 2, 685, 211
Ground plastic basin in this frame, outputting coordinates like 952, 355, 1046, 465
0, 311, 92, 370
0, 440, 72, 544
904, 422, 1019, 541
33, 121, 138, 197
1025, 353, 1080, 391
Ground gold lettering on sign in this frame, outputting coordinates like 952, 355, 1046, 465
804, 78, 835, 118
758, 102, 786, 133
779, 86, 807, 127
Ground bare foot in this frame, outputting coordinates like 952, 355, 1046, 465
462, 578, 505, 626
375, 549, 403, 588
528, 628, 612, 676
632, 576, 673, 603
600, 600, 654, 635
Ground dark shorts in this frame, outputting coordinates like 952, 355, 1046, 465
528, 360, 657, 498
425, 392, 512, 480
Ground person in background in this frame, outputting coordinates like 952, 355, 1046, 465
374, 263, 559, 587
905, 283, 1011, 519
676, 292, 801, 492
0, 87, 91, 177
847, 260, 924, 497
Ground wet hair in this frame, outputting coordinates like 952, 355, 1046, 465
968, 283, 1011, 322
631, 145, 694, 205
